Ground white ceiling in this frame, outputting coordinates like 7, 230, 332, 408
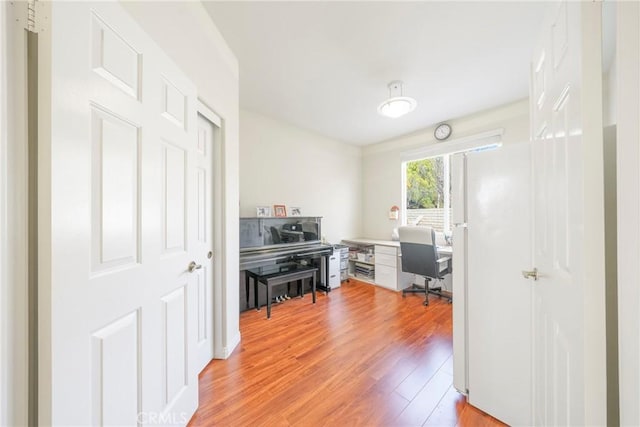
203, 2, 549, 146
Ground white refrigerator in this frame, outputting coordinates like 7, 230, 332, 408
450, 143, 533, 426
450, 152, 468, 395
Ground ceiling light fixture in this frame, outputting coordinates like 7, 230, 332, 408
377, 80, 417, 118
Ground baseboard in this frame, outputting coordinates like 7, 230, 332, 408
215, 331, 240, 360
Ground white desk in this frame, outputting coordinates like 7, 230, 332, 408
343, 238, 452, 256
342, 238, 454, 291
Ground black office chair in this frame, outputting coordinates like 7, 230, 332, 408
398, 226, 452, 306
270, 226, 282, 244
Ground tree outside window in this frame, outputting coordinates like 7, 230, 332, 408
406, 157, 446, 209
404, 156, 451, 232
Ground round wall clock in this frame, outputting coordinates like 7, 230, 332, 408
434, 123, 452, 141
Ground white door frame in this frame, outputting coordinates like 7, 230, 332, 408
0, 3, 9, 423
0, 2, 29, 426
581, 3, 607, 424
616, 2, 640, 425
196, 99, 227, 360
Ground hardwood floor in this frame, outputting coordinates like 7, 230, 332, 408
188, 279, 505, 427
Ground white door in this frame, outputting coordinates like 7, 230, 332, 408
530, 1, 604, 425
465, 143, 532, 426
195, 107, 219, 372
40, 2, 200, 425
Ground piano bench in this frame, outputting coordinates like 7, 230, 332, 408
245, 263, 318, 319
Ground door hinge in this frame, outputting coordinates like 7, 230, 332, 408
11, 0, 48, 34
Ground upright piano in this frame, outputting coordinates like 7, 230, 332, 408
239, 217, 334, 301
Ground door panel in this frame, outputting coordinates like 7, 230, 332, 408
466, 143, 532, 426
162, 286, 188, 406
91, 311, 140, 427
91, 107, 140, 271
91, 13, 141, 100
162, 142, 187, 254
42, 2, 198, 425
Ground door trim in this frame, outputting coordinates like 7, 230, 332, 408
196, 99, 227, 359
0, 3, 9, 423
616, 2, 640, 425
581, 4, 607, 424
1, 2, 30, 426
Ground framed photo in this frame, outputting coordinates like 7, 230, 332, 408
273, 205, 287, 217
256, 206, 271, 217
290, 207, 302, 217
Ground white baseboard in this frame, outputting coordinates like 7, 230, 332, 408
215, 331, 240, 360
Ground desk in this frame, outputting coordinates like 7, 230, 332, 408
342, 238, 452, 256
342, 238, 453, 291
245, 263, 318, 319
437, 246, 453, 257
436, 246, 453, 275
342, 238, 413, 291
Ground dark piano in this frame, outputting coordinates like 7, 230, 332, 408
239, 216, 334, 295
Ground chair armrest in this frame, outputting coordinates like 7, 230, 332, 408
437, 256, 452, 275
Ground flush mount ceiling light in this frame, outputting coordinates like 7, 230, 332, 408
377, 80, 417, 118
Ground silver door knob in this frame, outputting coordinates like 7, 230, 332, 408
188, 261, 202, 273
522, 268, 538, 281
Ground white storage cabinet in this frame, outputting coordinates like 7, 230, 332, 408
342, 239, 414, 292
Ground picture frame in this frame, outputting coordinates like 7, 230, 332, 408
256, 206, 271, 217
290, 207, 302, 217
273, 205, 287, 217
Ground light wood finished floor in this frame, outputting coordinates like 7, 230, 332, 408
188, 279, 505, 427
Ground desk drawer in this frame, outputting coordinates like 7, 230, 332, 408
375, 245, 397, 256
375, 253, 396, 268
375, 264, 397, 289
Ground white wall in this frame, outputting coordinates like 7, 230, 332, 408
239, 109, 361, 243
361, 100, 530, 240
122, 2, 241, 355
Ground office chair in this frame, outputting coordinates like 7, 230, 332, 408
270, 226, 282, 244
398, 226, 452, 306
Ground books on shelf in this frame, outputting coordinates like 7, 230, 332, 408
354, 262, 374, 280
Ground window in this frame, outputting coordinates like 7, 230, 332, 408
400, 134, 502, 235
403, 155, 451, 233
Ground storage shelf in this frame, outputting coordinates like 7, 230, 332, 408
348, 259, 374, 266
342, 239, 415, 292
348, 273, 375, 284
